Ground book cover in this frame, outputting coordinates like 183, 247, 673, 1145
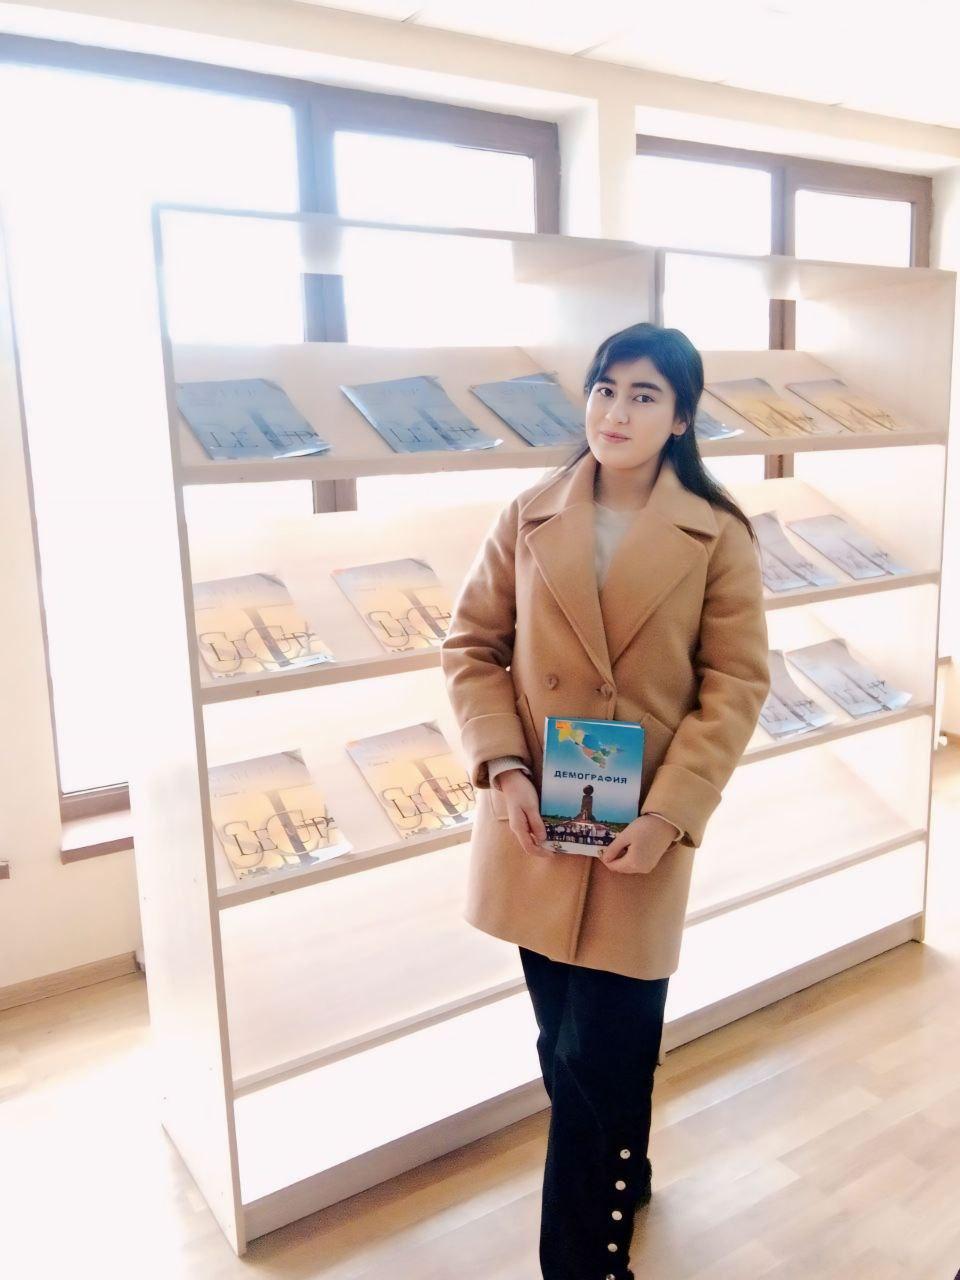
192, 571, 334, 682
469, 373, 584, 446
208, 749, 351, 883
345, 720, 475, 838
331, 557, 453, 652
784, 378, 908, 435
785, 513, 911, 579
705, 378, 835, 438
339, 375, 502, 453
176, 378, 331, 460
539, 717, 645, 857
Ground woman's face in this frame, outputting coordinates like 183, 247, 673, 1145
585, 356, 686, 471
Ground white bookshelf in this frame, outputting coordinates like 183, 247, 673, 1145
127, 204, 953, 1253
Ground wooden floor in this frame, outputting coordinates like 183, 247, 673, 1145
4, 749, 960, 1280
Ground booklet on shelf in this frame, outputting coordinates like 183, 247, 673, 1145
784, 378, 911, 435
331, 557, 453, 653
786, 513, 911, 579
208, 749, 352, 883
345, 720, 475, 838
193, 572, 334, 682
693, 405, 743, 440
751, 510, 840, 591
785, 638, 911, 717
340, 375, 502, 453
469, 372, 584, 446
538, 717, 645, 857
176, 378, 332, 460
759, 650, 836, 739
706, 378, 838, 438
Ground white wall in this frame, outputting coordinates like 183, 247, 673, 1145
2, 0, 960, 989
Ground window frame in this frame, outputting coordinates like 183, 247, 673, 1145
1, 34, 561, 824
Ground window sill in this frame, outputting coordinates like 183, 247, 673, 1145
60, 810, 135, 864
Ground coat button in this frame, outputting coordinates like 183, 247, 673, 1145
615, 1179, 626, 1190
600, 683, 615, 698
545, 673, 559, 689
620, 1148, 631, 1159
611, 1209, 623, 1220
607, 1242, 618, 1252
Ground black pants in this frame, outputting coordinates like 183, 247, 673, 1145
519, 945, 670, 1280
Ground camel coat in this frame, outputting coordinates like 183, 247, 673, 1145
440, 448, 771, 979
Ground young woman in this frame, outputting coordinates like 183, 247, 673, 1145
440, 322, 771, 1280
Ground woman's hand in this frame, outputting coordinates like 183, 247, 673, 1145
598, 814, 679, 874
497, 770, 552, 858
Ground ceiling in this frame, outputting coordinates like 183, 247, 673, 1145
295, 0, 960, 131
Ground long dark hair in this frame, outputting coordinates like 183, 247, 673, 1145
557, 321, 758, 547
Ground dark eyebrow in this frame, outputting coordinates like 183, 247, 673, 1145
596, 376, 664, 393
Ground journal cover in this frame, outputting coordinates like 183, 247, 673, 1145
469, 373, 584, 446
331, 557, 453, 653
705, 378, 835, 438
786, 513, 911, 579
785, 638, 912, 717
192, 571, 334, 682
339, 375, 502, 453
539, 717, 645, 857
176, 378, 331, 460
751, 511, 840, 591
784, 378, 909, 435
208, 749, 351, 883
346, 720, 475, 838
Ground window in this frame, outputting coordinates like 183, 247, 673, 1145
794, 190, 913, 268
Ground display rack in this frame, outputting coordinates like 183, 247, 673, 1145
128, 204, 953, 1253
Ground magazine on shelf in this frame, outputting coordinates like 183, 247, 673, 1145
705, 378, 838, 438
331, 557, 453, 653
208, 749, 352, 883
759, 650, 836, 739
345, 720, 475, 838
786, 513, 911, 579
693, 405, 743, 440
751, 511, 840, 591
538, 717, 645, 857
339, 375, 502, 453
176, 378, 332, 460
192, 572, 334, 682
785, 638, 911, 717
784, 378, 910, 434
469, 372, 584, 446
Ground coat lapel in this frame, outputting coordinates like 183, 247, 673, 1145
520, 449, 719, 681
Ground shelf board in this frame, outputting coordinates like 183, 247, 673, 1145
179, 427, 946, 486
217, 820, 472, 909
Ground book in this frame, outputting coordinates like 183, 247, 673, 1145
331, 557, 453, 653
705, 378, 837, 438
339, 375, 502, 453
346, 720, 475, 838
538, 716, 645, 857
759, 650, 835, 739
784, 378, 909, 434
208, 749, 351, 883
785, 513, 911, 579
785, 638, 911, 717
469, 373, 584, 446
751, 511, 840, 591
192, 572, 334, 682
176, 378, 331, 460
693, 405, 743, 440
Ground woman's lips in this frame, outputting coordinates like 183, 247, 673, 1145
600, 431, 630, 442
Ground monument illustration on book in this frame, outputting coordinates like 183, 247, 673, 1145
539, 717, 645, 856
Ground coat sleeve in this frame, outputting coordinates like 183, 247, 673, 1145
440, 498, 533, 790
639, 513, 771, 849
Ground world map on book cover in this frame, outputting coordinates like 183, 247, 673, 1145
539, 717, 645, 857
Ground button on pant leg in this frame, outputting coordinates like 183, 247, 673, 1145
537, 961, 670, 1280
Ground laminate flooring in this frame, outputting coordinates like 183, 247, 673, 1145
3, 746, 959, 1280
